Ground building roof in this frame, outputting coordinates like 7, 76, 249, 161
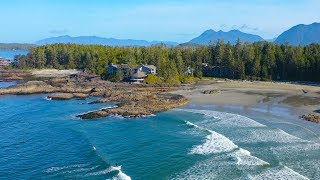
134, 65, 156, 70
109, 64, 119, 68
131, 71, 147, 79
143, 65, 156, 70
109, 64, 130, 69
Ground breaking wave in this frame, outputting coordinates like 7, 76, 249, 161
173, 109, 311, 180
253, 166, 310, 180
184, 120, 269, 167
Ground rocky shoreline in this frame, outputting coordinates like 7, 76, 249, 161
0, 70, 188, 119
0, 69, 32, 81
300, 113, 320, 123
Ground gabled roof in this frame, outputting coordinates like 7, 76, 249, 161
133, 65, 156, 70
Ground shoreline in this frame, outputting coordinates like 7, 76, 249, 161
174, 79, 320, 123
0, 69, 320, 122
181, 102, 320, 142
0, 70, 188, 119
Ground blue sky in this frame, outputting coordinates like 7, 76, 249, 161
1, 0, 319, 43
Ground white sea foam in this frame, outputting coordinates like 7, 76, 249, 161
45, 163, 89, 173
253, 166, 310, 180
105, 105, 118, 109
175, 109, 313, 179
176, 109, 266, 128
180, 108, 309, 144
184, 119, 270, 167
113, 168, 132, 180
85, 165, 131, 180
233, 149, 269, 166
189, 130, 269, 166
85, 167, 115, 176
44, 97, 52, 101
190, 130, 238, 155
109, 114, 125, 119
60, 166, 99, 174
230, 128, 309, 144
184, 120, 200, 128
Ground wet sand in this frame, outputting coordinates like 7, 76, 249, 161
175, 79, 320, 115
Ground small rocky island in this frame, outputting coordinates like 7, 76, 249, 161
0, 70, 188, 119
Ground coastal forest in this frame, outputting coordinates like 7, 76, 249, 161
14, 40, 320, 82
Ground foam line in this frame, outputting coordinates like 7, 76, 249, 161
189, 130, 238, 155
45, 164, 89, 173
184, 120, 270, 166
175, 109, 312, 179
84, 165, 131, 180
253, 166, 310, 180
177, 109, 266, 128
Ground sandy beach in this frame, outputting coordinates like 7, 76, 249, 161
175, 79, 320, 115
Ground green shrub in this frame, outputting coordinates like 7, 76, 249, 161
180, 75, 195, 83
144, 74, 163, 84
165, 78, 181, 84
105, 71, 124, 82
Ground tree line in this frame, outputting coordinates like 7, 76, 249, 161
14, 40, 320, 82
0, 43, 37, 50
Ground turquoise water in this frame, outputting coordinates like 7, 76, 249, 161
0, 88, 319, 179
0, 50, 28, 60
0, 81, 17, 88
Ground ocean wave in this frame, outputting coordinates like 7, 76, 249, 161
233, 149, 269, 166
84, 165, 131, 180
175, 109, 311, 179
189, 130, 238, 155
177, 109, 267, 128
184, 120, 200, 128
59, 166, 99, 174
180, 109, 309, 144
45, 163, 89, 173
184, 120, 270, 167
184, 120, 251, 156
253, 166, 310, 180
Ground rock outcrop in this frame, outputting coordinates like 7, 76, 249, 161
78, 94, 188, 119
0, 71, 187, 119
300, 113, 320, 123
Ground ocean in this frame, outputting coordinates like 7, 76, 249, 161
0, 82, 320, 179
0, 50, 28, 60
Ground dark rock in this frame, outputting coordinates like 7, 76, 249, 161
300, 113, 320, 123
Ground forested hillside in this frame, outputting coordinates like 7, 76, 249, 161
15, 40, 320, 82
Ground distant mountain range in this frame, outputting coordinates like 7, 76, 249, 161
188, 29, 264, 45
275, 23, 320, 46
4, 22, 319, 49
35, 35, 179, 47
